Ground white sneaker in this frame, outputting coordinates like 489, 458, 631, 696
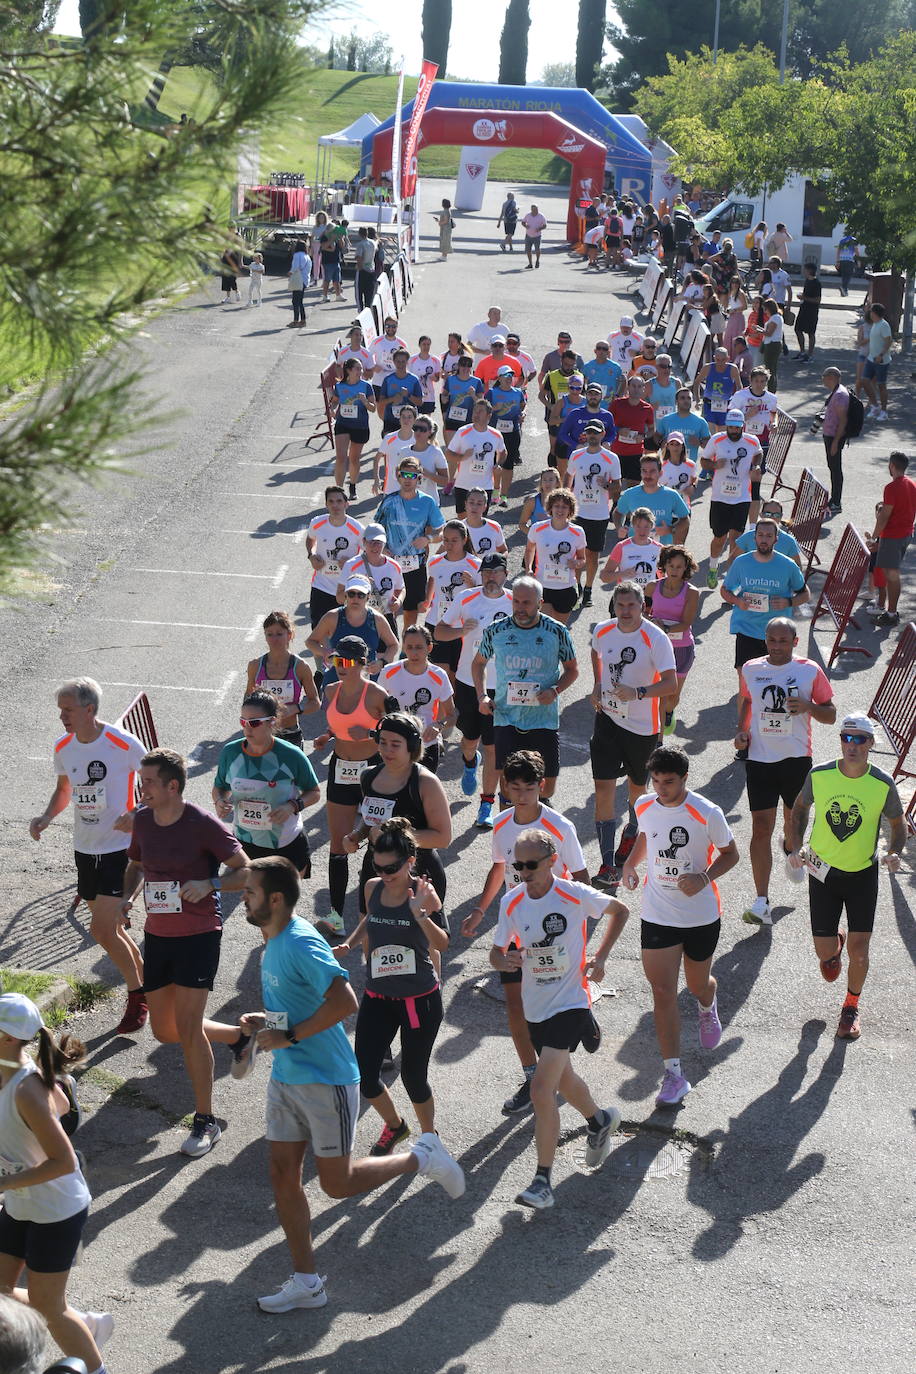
411, 1132, 465, 1198
784, 849, 806, 884
80, 1311, 114, 1346
180, 1114, 221, 1158
257, 1273, 327, 1312
863, 600, 883, 615
230, 1033, 259, 1081
742, 896, 772, 926
867, 405, 880, 418
583, 1106, 622, 1169
876, 409, 888, 421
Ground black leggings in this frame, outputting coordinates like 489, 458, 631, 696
824, 436, 846, 506
356, 988, 443, 1102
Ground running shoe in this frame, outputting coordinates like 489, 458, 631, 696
820, 930, 846, 983
179, 1114, 221, 1158
698, 997, 722, 1050
80, 1312, 114, 1347
501, 1077, 533, 1115
863, 601, 884, 617
742, 896, 772, 926
516, 1175, 554, 1209
592, 863, 621, 892
582, 1012, 602, 1054
584, 1106, 621, 1169
116, 988, 148, 1035
875, 410, 888, 421
316, 910, 345, 938
461, 751, 481, 796
347, 482, 357, 500
796, 352, 809, 362
475, 800, 495, 830
877, 610, 900, 626
258, 1274, 328, 1312
230, 1032, 259, 1081
370, 1118, 411, 1156
836, 1004, 861, 1040
655, 1069, 691, 1107
58, 1074, 83, 1138
411, 1132, 465, 1198
706, 567, 718, 590
613, 824, 638, 868
664, 711, 676, 735
784, 844, 805, 884
580, 586, 593, 608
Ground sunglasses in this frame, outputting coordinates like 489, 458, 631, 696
512, 855, 553, 872
373, 856, 407, 876
240, 717, 270, 727
332, 655, 362, 667
840, 733, 870, 745
569, 384, 583, 390
398, 469, 420, 479
345, 590, 368, 599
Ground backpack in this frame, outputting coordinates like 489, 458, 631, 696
845, 392, 865, 439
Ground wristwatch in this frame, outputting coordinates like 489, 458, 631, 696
636, 686, 647, 700
211, 877, 222, 892
285, 1028, 298, 1044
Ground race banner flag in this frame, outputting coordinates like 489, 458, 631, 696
401, 59, 438, 201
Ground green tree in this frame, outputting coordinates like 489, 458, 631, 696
327, 36, 335, 66
792, 0, 916, 77
78, 0, 107, 40
332, 30, 393, 74
499, 0, 530, 86
421, 0, 451, 74
575, 0, 606, 91
0, 0, 321, 591
541, 61, 576, 87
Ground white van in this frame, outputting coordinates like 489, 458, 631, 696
694, 174, 847, 269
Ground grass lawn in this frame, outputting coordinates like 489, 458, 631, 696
0, 968, 113, 1029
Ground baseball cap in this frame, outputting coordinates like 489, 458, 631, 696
619, 315, 634, 329
344, 576, 372, 595
490, 336, 507, 346
583, 420, 605, 433
335, 634, 369, 660
362, 522, 386, 542
585, 381, 603, 393
665, 430, 686, 446
496, 365, 515, 377
568, 374, 584, 387
480, 553, 508, 571
725, 409, 745, 426
0, 993, 43, 1041
840, 713, 875, 737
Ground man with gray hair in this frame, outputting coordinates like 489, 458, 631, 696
0, 1294, 46, 1374
471, 576, 578, 799
29, 679, 148, 1034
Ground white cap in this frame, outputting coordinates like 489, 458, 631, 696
726, 409, 745, 426
840, 713, 875, 737
0, 993, 44, 1041
345, 576, 372, 594
619, 316, 634, 329
496, 364, 515, 377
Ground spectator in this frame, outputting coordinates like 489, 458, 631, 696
869, 451, 916, 627
794, 263, 822, 362
353, 227, 376, 312
835, 233, 858, 296
761, 301, 783, 391
821, 367, 850, 515
0, 1295, 45, 1374
863, 303, 893, 421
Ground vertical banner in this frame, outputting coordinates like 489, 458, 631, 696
390, 64, 406, 214
401, 59, 438, 201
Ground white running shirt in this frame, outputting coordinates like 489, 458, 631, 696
441, 587, 513, 687
425, 553, 481, 624
592, 618, 676, 735
491, 804, 586, 890
308, 514, 364, 594
448, 425, 506, 490
567, 447, 621, 519
740, 656, 833, 762
635, 789, 733, 928
528, 521, 587, 589
494, 878, 608, 1021
54, 722, 145, 855
379, 662, 454, 728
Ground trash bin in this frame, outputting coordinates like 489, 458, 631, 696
865, 272, 905, 332
801, 242, 822, 271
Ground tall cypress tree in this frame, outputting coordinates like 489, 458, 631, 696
421, 0, 452, 74
576, 0, 606, 91
498, 0, 530, 85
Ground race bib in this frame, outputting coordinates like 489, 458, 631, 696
399, 552, 420, 573
543, 562, 568, 585
237, 798, 272, 832
721, 478, 741, 498
656, 405, 674, 418
361, 795, 397, 826
390, 403, 403, 417
144, 880, 182, 914
744, 591, 769, 613
265, 1009, 288, 1031
761, 712, 791, 734
335, 757, 369, 786
259, 678, 295, 704
323, 559, 340, 576
619, 428, 638, 444
632, 566, 656, 587
448, 404, 467, 421
526, 944, 569, 981
602, 688, 628, 718
507, 680, 540, 706
497, 418, 514, 433
654, 855, 689, 887
0, 1155, 22, 1179
804, 850, 828, 883
710, 399, 728, 415
470, 457, 487, 473
371, 944, 417, 979
340, 402, 358, 420
74, 784, 106, 819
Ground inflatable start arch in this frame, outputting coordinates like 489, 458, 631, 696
370, 108, 606, 243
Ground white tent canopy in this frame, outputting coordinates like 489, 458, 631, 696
317, 111, 380, 148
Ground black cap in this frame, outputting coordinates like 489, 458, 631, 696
480, 553, 508, 571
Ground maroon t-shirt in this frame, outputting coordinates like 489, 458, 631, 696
610, 398, 655, 457
128, 802, 241, 937
882, 475, 916, 539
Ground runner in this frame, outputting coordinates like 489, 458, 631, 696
462, 750, 588, 1116
614, 453, 690, 547
525, 489, 587, 625
490, 829, 627, 1209
467, 306, 512, 356
787, 715, 905, 1040
407, 337, 442, 416
695, 347, 742, 433
374, 404, 420, 497
404, 415, 449, 499
463, 487, 508, 559
306, 578, 398, 690
736, 618, 835, 927
338, 525, 405, 627
335, 324, 372, 379
485, 366, 526, 507
655, 386, 711, 464
518, 468, 561, 535
122, 748, 249, 1156
213, 692, 320, 877
422, 520, 481, 678
436, 554, 514, 829
556, 382, 617, 479
583, 340, 623, 402
380, 628, 456, 773
648, 354, 683, 431
439, 332, 468, 387
377, 351, 423, 438
649, 546, 700, 735
29, 679, 147, 1034
472, 576, 578, 800
521, 205, 547, 268
659, 433, 698, 505
246, 611, 321, 744
474, 337, 523, 388
440, 355, 484, 449
702, 410, 765, 582
0, 994, 111, 1371
566, 423, 621, 607
331, 359, 375, 497
373, 455, 446, 630
610, 376, 655, 489
590, 582, 677, 890
309, 637, 390, 937
546, 373, 585, 476
504, 332, 537, 386
721, 518, 809, 681
622, 745, 739, 1106
606, 316, 643, 370
629, 336, 660, 386
730, 366, 779, 523
445, 399, 506, 516
240, 857, 463, 1314
600, 509, 663, 603
539, 352, 582, 467
369, 317, 408, 401
306, 490, 366, 633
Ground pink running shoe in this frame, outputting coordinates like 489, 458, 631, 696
698, 997, 722, 1050
655, 1069, 691, 1107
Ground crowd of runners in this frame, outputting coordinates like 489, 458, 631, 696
4, 286, 910, 1367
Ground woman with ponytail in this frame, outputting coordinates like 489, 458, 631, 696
0, 993, 111, 1373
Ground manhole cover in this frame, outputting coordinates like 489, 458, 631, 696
604, 1134, 695, 1179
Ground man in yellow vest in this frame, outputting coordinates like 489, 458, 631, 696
787, 713, 906, 1040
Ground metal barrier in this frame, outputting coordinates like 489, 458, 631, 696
649, 283, 672, 335
810, 523, 872, 667
682, 319, 711, 384
765, 409, 799, 501
662, 299, 688, 352
306, 363, 337, 450
118, 692, 158, 753
868, 620, 916, 780
790, 467, 831, 577
635, 259, 666, 317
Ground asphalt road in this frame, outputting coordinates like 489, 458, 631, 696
0, 177, 914, 1374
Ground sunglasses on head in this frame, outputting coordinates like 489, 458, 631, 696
512, 854, 553, 872
840, 733, 870, 745
240, 717, 269, 727
332, 654, 362, 667
373, 856, 407, 876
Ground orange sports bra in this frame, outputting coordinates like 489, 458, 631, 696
326, 679, 377, 742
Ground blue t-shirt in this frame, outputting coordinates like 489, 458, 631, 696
702, 364, 738, 418
380, 371, 423, 416
486, 385, 525, 427
477, 613, 575, 730
657, 409, 711, 455
723, 551, 806, 638
735, 527, 801, 561
615, 484, 690, 545
376, 490, 445, 559
558, 406, 617, 451
583, 358, 623, 400
261, 917, 358, 1087
444, 374, 483, 427
335, 380, 373, 426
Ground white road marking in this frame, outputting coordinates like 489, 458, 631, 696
214, 528, 304, 538
214, 670, 238, 707
92, 618, 255, 631
244, 614, 264, 643
127, 568, 278, 580
271, 565, 289, 589
228, 491, 308, 501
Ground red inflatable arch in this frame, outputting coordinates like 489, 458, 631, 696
370, 108, 606, 243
